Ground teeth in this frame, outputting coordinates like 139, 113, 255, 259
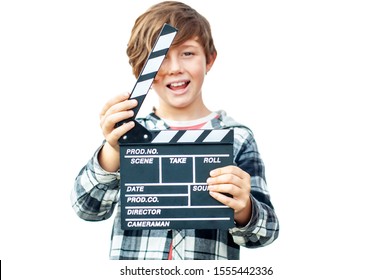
170, 81, 186, 87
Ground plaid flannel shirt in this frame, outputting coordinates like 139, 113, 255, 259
71, 110, 279, 260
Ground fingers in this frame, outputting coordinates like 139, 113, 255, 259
100, 92, 131, 118
100, 109, 134, 135
100, 93, 137, 125
105, 121, 136, 147
207, 165, 251, 212
207, 166, 250, 191
208, 190, 249, 214
99, 92, 138, 147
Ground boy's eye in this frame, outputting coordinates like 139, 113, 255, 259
183, 52, 194, 56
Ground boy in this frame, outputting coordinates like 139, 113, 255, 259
71, 0, 279, 260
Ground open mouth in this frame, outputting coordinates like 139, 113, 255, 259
167, 80, 190, 90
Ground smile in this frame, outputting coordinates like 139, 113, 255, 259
167, 80, 190, 90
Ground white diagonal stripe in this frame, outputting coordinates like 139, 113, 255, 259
154, 32, 177, 52
203, 130, 230, 142
142, 55, 165, 76
177, 130, 204, 143
131, 78, 153, 98
152, 130, 178, 143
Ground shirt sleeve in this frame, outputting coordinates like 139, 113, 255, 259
71, 145, 121, 221
229, 127, 280, 247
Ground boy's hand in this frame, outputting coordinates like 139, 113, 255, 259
98, 92, 137, 172
207, 166, 252, 227
99, 92, 137, 149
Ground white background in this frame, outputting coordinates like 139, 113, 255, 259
1, 0, 391, 279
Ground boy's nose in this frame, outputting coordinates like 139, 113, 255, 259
162, 56, 183, 75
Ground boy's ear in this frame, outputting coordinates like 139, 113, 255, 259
206, 51, 217, 73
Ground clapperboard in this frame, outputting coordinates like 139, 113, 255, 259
118, 24, 234, 230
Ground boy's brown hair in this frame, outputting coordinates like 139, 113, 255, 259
126, 1, 216, 77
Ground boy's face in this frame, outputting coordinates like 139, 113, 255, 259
152, 37, 215, 119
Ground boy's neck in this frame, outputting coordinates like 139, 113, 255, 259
154, 105, 211, 121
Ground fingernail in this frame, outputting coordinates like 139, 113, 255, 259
209, 191, 217, 197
